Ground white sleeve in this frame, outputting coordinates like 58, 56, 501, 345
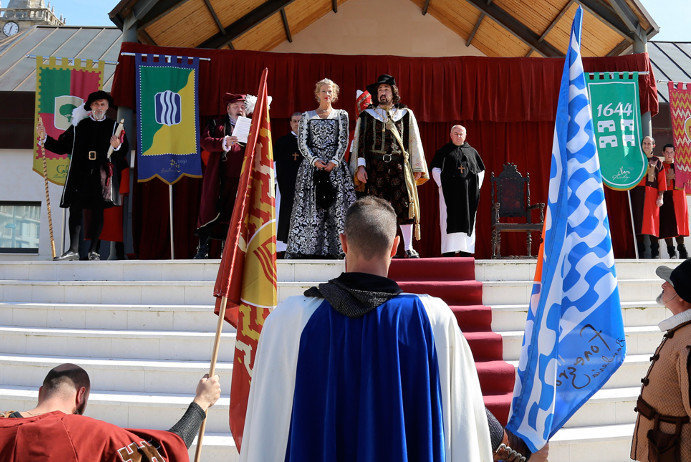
419, 295, 493, 462
240, 296, 323, 462
432, 167, 442, 187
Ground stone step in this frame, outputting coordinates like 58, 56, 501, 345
475, 258, 678, 282
501, 326, 663, 360
0, 260, 343, 283
189, 434, 238, 462
0, 354, 233, 394
482, 278, 662, 305
0, 280, 313, 305
0, 326, 237, 361
561, 387, 638, 428
0, 385, 233, 434
0, 302, 222, 331
549, 423, 635, 461
490, 301, 667, 332
507, 354, 650, 390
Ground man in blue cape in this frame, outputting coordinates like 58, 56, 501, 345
240, 196, 494, 461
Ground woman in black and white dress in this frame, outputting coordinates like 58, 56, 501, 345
285, 78, 355, 258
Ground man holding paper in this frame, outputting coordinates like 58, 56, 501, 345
195, 93, 249, 258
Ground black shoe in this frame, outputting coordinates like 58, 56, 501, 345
405, 249, 420, 258
88, 251, 100, 261
667, 246, 677, 259
441, 252, 455, 257
54, 250, 79, 261
678, 244, 688, 259
194, 240, 209, 259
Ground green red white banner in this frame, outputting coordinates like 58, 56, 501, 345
668, 82, 691, 194
586, 72, 646, 190
34, 56, 104, 185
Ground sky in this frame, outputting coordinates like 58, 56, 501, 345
35, 0, 691, 42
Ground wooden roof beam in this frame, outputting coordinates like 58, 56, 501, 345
280, 8, 292, 43
332, 0, 338, 13
607, 38, 632, 56
463, 0, 564, 57
466, 13, 485, 47
199, 0, 298, 49
539, 0, 572, 42
135, 0, 188, 30
606, 0, 645, 42
577, 0, 636, 40
202, 0, 226, 36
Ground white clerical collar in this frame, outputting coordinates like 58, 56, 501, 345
658, 308, 691, 332
291, 131, 297, 137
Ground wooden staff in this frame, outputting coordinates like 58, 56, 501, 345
37, 118, 56, 259
194, 295, 229, 462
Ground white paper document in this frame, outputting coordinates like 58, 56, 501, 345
232, 116, 252, 143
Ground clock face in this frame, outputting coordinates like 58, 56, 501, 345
3, 21, 19, 37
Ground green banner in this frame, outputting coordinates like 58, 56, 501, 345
586, 72, 646, 190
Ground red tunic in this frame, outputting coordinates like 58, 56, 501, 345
659, 162, 689, 239
630, 156, 667, 236
0, 411, 189, 461
197, 115, 246, 239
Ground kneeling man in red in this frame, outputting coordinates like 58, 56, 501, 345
0, 363, 220, 461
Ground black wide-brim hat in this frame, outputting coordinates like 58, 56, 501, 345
84, 90, 114, 109
656, 258, 691, 304
366, 74, 396, 99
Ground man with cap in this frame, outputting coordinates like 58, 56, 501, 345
37, 90, 128, 261
631, 258, 691, 461
195, 93, 247, 258
350, 74, 429, 258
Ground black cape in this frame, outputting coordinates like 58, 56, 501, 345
274, 132, 302, 242
44, 117, 128, 209
430, 142, 485, 234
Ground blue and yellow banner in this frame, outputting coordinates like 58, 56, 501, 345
135, 54, 201, 184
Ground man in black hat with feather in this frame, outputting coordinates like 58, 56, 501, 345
350, 74, 429, 258
37, 90, 128, 261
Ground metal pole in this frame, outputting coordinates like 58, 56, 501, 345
169, 184, 175, 259
628, 190, 639, 259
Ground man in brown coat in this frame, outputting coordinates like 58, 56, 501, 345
631, 258, 691, 461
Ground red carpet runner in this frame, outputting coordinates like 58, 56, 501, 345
389, 257, 515, 424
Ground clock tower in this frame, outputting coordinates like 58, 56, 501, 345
0, 0, 65, 38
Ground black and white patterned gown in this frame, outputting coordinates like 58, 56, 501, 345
285, 109, 356, 258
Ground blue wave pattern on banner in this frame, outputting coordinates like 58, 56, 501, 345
155, 90, 182, 126
505, 7, 626, 452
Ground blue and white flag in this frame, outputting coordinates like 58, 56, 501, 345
505, 7, 626, 452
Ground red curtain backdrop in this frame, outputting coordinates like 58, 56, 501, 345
112, 43, 657, 259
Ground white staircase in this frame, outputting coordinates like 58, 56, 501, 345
0, 259, 671, 461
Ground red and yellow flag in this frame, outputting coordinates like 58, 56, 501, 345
212, 68, 276, 450
668, 82, 691, 194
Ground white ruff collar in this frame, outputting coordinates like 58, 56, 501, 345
658, 308, 691, 332
365, 107, 407, 122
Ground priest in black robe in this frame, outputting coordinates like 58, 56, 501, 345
274, 112, 302, 251
431, 125, 485, 257
38, 90, 128, 261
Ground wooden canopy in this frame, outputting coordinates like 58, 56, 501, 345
110, 0, 658, 57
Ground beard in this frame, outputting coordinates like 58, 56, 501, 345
378, 95, 392, 106
656, 291, 664, 305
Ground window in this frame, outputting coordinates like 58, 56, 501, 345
0, 202, 40, 253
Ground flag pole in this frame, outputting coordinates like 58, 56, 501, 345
627, 190, 639, 259
169, 184, 175, 259
37, 119, 56, 259
194, 295, 229, 462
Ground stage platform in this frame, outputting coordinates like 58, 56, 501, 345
0, 258, 672, 461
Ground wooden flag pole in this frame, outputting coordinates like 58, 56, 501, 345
37, 119, 56, 259
194, 295, 229, 462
